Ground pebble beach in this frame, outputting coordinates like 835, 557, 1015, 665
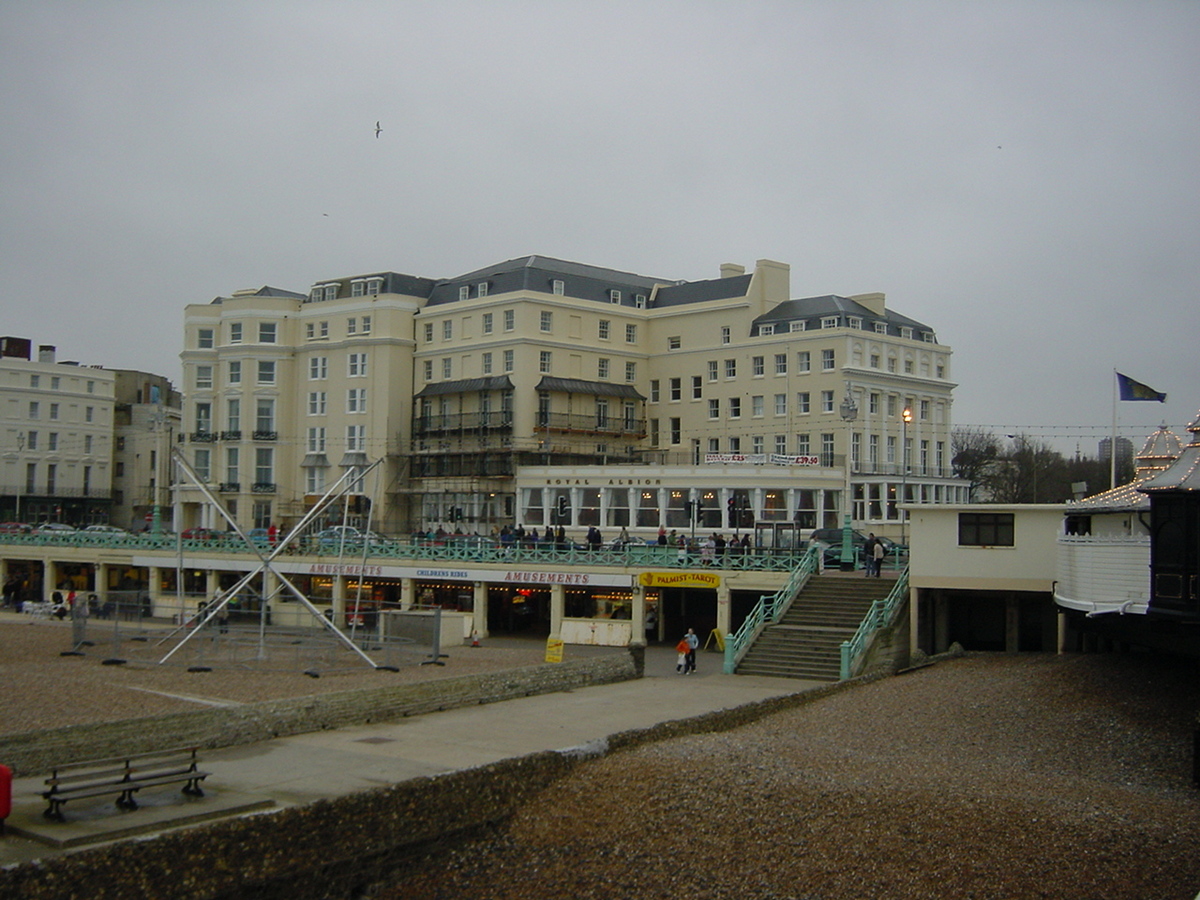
378, 653, 1200, 900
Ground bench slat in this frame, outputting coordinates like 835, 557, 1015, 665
40, 748, 208, 822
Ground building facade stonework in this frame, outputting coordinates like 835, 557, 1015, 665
179, 257, 967, 540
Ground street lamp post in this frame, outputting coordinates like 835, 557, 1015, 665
900, 406, 913, 550
838, 392, 858, 571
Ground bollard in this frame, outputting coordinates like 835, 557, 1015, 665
0, 763, 11, 836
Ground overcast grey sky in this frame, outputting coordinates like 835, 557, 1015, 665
2, 1, 1197, 453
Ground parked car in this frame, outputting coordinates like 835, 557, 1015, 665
34, 522, 77, 535
245, 528, 270, 545
82, 524, 128, 535
0, 522, 32, 534
313, 526, 392, 550
181, 527, 223, 541
808, 528, 896, 564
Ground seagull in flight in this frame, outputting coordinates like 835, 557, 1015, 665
375, 121, 382, 138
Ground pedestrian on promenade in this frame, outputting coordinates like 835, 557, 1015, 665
872, 537, 885, 577
683, 627, 699, 674
864, 534, 878, 576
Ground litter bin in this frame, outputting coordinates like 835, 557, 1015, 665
0, 763, 11, 835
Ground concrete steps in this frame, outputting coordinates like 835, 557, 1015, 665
736, 575, 895, 682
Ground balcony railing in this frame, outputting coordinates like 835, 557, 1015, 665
251, 482, 276, 493
251, 431, 278, 442
218, 482, 240, 493
412, 412, 514, 437
220, 430, 242, 441
190, 431, 216, 443
534, 412, 647, 438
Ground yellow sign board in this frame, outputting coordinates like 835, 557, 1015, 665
638, 571, 721, 589
545, 637, 564, 663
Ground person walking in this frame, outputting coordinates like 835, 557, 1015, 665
864, 534, 878, 577
872, 536, 886, 577
683, 627, 699, 674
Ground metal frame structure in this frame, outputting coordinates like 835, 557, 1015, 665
156, 448, 388, 669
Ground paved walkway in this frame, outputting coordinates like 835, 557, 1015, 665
1, 641, 824, 864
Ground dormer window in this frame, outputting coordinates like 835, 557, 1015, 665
821, 316, 839, 329
351, 280, 366, 297
874, 322, 888, 334
368, 278, 383, 295
459, 286, 470, 301
790, 321, 806, 332
552, 279, 565, 295
759, 324, 775, 336
309, 288, 322, 303
634, 295, 646, 309
900, 326, 913, 340
609, 289, 622, 304
848, 317, 863, 330
324, 284, 337, 301
922, 331, 935, 343
478, 282, 489, 298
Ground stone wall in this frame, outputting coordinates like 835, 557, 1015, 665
0, 661, 893, 900
0, 648, 643, 777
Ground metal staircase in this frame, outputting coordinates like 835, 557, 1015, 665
736, 575, 897, 681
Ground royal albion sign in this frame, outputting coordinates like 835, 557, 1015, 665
639, 571, 721, 589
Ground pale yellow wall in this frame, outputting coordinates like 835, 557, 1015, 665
908, 504, 1064, 592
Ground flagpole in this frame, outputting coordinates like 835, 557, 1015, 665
1110, 369, 1118, 490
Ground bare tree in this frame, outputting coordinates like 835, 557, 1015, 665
982, 434, 1064, 503
951, 427, 999, 501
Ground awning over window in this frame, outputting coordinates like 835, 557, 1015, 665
300, 453, 330, 467
535, 376, 645, 400
414, 376, 514, 398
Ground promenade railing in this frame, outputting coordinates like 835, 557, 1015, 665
0, 531, 813, 573
839, 566, 909, 680
722, 544, 821, 674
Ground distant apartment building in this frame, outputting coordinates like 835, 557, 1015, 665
179, 257, 968, 539
110, 369, 182, 531
0, 338, 116, 524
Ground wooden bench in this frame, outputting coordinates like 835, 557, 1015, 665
41, 747, 209, 822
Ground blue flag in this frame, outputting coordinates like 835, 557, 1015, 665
1116, 372, 1166, 402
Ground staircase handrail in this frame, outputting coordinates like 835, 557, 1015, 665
839, 566, 909, 680
723, 544, 820, 674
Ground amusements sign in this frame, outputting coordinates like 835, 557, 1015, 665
545, 637, 564, 663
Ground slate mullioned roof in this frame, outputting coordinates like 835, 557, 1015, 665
751, 294, 935, 339
425, 255, 668, 308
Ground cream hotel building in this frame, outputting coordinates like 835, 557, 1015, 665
180, 256, 967, 542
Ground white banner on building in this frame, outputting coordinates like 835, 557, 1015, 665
705, 453, 821, 466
